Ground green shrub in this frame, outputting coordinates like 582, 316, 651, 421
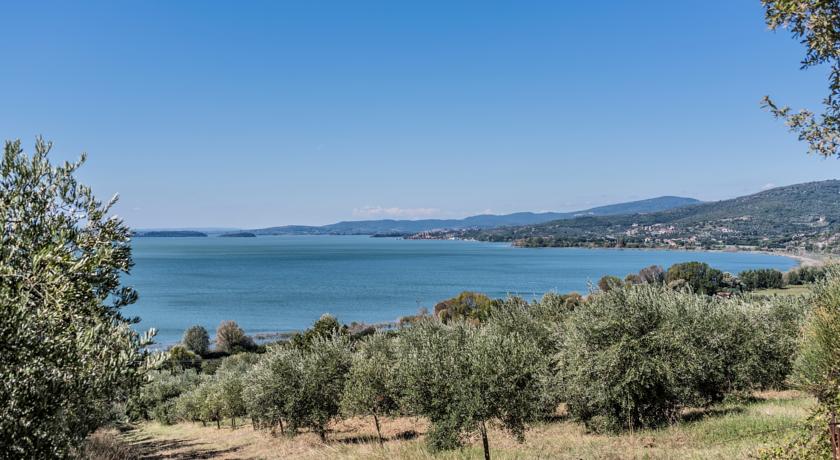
164, 345, 202, 373
665, 261, 725, 295
182, 325, 210, 355
740, 268, 785, 290
785, 265, 827, 285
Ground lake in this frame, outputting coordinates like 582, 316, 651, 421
125, 235, 799, 346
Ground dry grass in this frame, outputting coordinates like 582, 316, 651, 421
751, 285, 812, 297
119, 391, 813, 459
80, 428, 139, 460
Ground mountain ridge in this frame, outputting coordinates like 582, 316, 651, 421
442, 180, 840, 253
248, 196, 701, 236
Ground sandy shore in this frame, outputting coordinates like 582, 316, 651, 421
748, 249, 830, 268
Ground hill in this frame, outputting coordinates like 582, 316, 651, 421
219, 231, 257, 238
441, 180, 840, 252
250, 196, 700, 236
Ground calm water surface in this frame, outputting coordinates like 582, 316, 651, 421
125, 236, 798, 345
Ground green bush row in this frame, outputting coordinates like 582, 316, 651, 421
134, 282, 806, 458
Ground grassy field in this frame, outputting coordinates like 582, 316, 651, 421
751, 284, 812, 297
98, 391, 813, 459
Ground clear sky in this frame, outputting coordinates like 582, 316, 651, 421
1, 1, 837, 228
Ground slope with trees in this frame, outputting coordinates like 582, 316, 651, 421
436, 180, 840, 252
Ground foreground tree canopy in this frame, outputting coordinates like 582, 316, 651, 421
0, 139, 159, 457
762, 0, 840, 157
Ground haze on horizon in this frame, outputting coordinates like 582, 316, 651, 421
2, 1, 838, 228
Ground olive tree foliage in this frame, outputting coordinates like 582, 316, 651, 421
176, 380, 225, 429
182, 325, 210, 355
394, 318, 549, 460
529, 291, 582, 324
215, 353, 260, 428
757, 267, 840, 460
762, 0, 840, 157
0, 139, 162, 457
340, 333, 400, 446
791, 266, 840, 404
173, 353, 259, 429
558, 283, 805, 433
289, 313, 345, 349
243, 335, 351, 441
131, 370, 204, 424
287, 335, 352, 441
243, 347, 298, 435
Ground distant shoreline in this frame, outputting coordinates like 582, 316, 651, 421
478, 239, 825, 270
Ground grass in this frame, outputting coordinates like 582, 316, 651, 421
99, 390, 813, 459
751, 285, 812, 297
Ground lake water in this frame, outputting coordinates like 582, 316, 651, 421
125, 235, 798, 346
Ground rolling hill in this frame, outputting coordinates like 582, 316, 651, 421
250, 196, 700, 236
439, 180, 840, 252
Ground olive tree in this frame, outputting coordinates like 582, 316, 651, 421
559, 283, 805, 433
174, 380, 226, 429
340, 333, 399, 446
132, 370, 203, 424
244, 346, 298, 435
395, 319, 548, 460
214, 353, 259, 428
792, 266, 840, 404
245, 336, 351, 441
287, 335, 352, 441
0, 138, 161, 457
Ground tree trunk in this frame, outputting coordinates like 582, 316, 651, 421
373, 413, 383, 447
201, 420, 206, 427
216, 419, 221, 430
232, 417, 236, 429
318, 427, 327, 443
279, 418, 285, 435
480, 420, 490, 460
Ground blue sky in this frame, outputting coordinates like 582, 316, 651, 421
1, 1, 837, 228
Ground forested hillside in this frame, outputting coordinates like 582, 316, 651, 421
429, 181, 840, 252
